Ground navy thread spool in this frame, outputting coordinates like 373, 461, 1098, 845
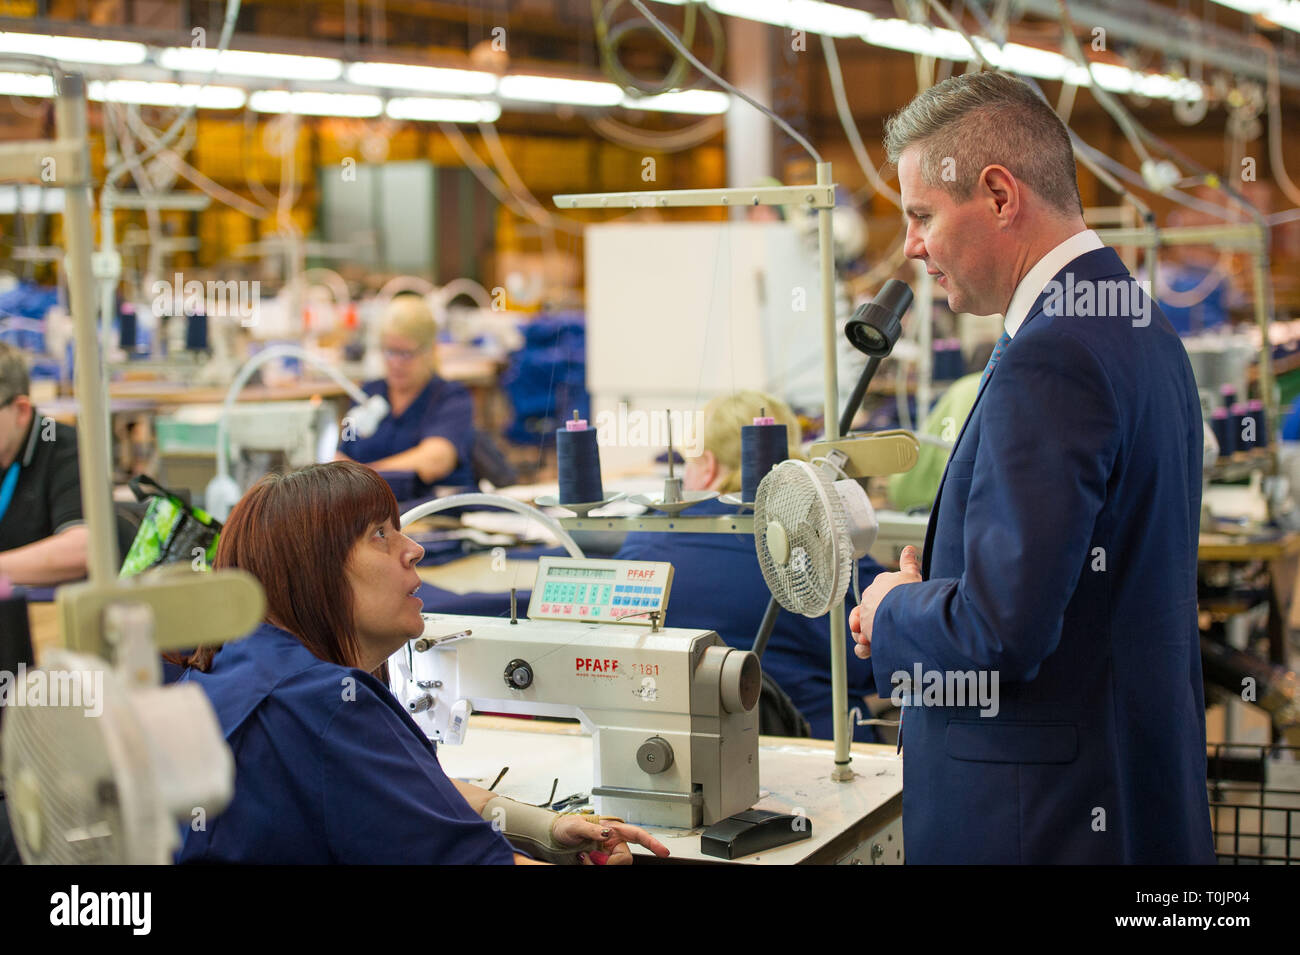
118, 305, 137, 353
1219, 383, 1237, 413
1229, 402, 1248, 454
556, 412, 603, 504
185, 312, 208, 351
1248, 399, 1268, 449
1210, 407, 1232, 457
933, 339, 962, 381
741, 413, 788, 504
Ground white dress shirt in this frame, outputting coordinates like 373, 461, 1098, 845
1003, 229, 1104, 338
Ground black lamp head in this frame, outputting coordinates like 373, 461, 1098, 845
845, 279, 913, 358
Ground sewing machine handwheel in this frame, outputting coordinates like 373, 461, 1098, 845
503, 658, 534, 690
637, 736, 674, 774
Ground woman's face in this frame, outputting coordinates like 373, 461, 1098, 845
381, 332, 433, 393
346, 517, 426, 667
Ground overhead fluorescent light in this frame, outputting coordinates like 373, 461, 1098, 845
983, 42, 1073, 80
88, 80, 246, 109
0, 185, 65, 214
347, 62, 497, 95
158, 47, 343, 81
864, 19, 976, 61
708, 0, 873, 37
0, 31, 147, 66
498, 73, 623, 106
1209, 0, 1300, 32
249, 90, 382, 117
385, 97, 502, 122
621, 89, 731, 114
0, 71, 55, 97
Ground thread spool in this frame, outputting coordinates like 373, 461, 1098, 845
556, 411, 603, 504
185, 312, 209, 352
1230, 402, 1249, 453
118, 305, 137, 353
741, 411, 788, 504
1211, 407, 1232, 457
1248, 399, 1268, 449
933, 339, 963, 380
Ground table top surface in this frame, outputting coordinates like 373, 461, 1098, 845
39, 346, 503, 415
438, 715, 903, 865
1198, 529, 1300, 561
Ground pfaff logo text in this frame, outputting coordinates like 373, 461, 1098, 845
576, 658, 620, 673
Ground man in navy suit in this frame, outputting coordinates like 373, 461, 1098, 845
850, 72, 1215, 864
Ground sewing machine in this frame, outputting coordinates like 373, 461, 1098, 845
388, 557, 761, 829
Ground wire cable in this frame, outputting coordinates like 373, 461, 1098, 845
104, 0, 241, 189
1055, 0, 1155, 167
628, 0, 822, 165
1256, 34, 1300, 209
586, 112, 725, 152
821, 34, 902, 209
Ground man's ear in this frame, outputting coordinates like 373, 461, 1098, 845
980, 164, 1020, 225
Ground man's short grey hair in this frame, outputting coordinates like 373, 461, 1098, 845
0, 343, 29, 405
884, 71, 1083, 217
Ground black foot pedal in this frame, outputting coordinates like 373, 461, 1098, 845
700, 809, 811, 860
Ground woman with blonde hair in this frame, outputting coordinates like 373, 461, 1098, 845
619, 391, 885, 741
336, 293, 476, 496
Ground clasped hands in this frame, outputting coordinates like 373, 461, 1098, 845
849, 545, 922, 659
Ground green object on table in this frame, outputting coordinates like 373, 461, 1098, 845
119, 475, 222, 577
887, 372, 983, 512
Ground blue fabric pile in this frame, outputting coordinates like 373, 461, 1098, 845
500, 312, 590, 447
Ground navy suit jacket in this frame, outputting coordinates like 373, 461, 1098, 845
871, 247, 1215, 864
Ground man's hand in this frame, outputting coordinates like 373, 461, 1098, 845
851, 545, 922, 659
552, 814, 671, 865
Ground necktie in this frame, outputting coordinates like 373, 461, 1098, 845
979, 329, 1013, 391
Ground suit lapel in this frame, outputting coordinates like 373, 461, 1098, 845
919, 247, 1131, 578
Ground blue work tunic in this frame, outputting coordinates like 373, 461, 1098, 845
175, 622, 515, 865
614, 497, 885, 742
340, 376, 476, 494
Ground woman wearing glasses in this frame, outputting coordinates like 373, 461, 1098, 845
336, 293, 476, 495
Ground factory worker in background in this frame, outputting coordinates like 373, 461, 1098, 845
615, 391, 888, 741
0, 342, 88, 587
336, 293, 476, 495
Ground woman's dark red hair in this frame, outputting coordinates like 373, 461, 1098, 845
174, 461, 399, 671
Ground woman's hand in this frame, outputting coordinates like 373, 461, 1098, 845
551, 814, 671, 865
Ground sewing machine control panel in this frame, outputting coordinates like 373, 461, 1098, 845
528, 557, 674, 625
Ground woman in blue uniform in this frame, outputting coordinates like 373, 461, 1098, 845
336, 294, 476, 495
615, 392, 886, 742
173, 462, 668, 864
